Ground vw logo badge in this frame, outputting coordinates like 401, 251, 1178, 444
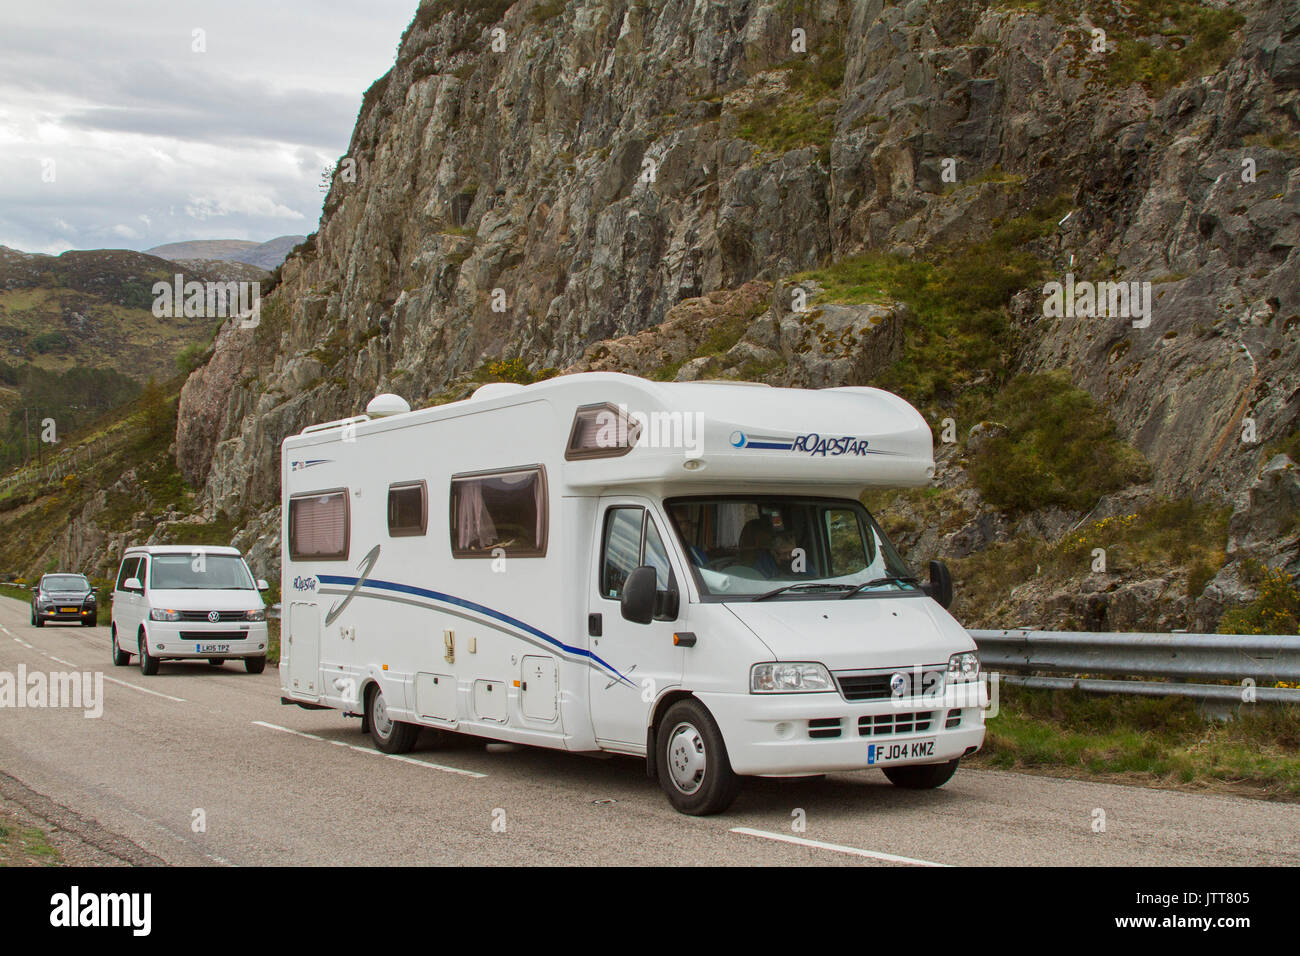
889, 672, 908, 696
207, 610, 220, 623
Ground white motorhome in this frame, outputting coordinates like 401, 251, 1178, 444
279, 373, 987, 814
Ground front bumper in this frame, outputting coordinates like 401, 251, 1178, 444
697, 681, 989, 776
36, 605, 95, 620
143, 621, 268, 659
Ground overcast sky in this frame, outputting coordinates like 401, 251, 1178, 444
0, 0, 419, 254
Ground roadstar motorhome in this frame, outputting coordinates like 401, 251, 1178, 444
280, 373, 988, 814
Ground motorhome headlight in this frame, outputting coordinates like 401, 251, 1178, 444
149, 608, 182, 622
245, 609, 266, 622
947, 652, 979, 682
750, 662, 834, 694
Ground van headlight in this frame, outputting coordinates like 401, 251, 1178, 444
149, 608, 182, 622
751, 662, 834, 693
245, 609, 266, 622
947, 652, 979, 682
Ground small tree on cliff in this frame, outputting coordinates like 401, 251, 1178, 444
139, 378, 172, 442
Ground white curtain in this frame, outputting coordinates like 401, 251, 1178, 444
456, 480, 497, 550
716, 503, 746, 548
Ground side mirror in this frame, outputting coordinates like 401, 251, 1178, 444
257, 579, 269, 591
123, 577, 142, 592
620, 566, 658, 625
922, 560, 953, 610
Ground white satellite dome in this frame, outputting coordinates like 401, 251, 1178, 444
365, 393, 411, 418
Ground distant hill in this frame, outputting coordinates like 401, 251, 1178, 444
0, 246, 242, 381
146, 236, 305, 270
0, 244, 267, 473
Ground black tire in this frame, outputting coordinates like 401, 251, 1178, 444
244, 656, 266, 674
367, 684, 417, 754
83, 615, 96, 627
883, 759, 960, 790
656, 699, 741, 815
111, 627, 130, 667
29, 606, 35, 626
208, 658, 226, 666
138, 631, 159, 676
33, 615, 44, 628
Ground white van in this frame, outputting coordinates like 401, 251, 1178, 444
279, 373, 987, 814
110, 545, 271, 676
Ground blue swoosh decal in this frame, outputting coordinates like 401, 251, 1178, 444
316, 572, 635, 687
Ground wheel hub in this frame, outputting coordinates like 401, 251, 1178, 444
666, 721, 706, 794
372, 692, 392, 738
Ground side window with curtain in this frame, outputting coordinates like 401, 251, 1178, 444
449, 466, 547, 557
289, 490, 350, 561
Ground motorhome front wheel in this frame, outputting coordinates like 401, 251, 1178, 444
657, 700, 739, 815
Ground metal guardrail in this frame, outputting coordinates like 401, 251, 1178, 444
970, 629, 1300, 705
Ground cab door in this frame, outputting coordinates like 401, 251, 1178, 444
588, 499, 685, 748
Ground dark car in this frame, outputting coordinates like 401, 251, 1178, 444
31, 573, 97, 627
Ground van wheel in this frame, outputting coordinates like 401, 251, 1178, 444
657, 699, 740, 815
244, 656, 266, 674
111, 627, 130, 667
138, 632, 159, 676
367, 685, 417, 754
883, 759, 959, 790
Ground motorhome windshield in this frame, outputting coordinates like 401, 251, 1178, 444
148, 554, 255, 590
665, 496, 919, 600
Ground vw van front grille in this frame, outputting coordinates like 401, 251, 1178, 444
178, 631, 249, 641
179, 610, 247, 622
857, 711, 934, 737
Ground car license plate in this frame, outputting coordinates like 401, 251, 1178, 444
867, 738, 936, 765
60, 607, 78, 613
199, 643, 230, 653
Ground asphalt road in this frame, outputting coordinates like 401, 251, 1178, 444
1, 596, 1297, 866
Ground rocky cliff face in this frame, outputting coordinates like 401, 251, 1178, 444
174, 0, 1300, 622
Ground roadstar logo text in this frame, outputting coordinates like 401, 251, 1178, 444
729, 431, 872, 456
792, 433, 871, 456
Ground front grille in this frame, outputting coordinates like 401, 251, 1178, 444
179, 610, 247, 622
835, 668, 945, 701
808, 718, 842, 739
857, 711, 935, 737
178, 631, 250, 641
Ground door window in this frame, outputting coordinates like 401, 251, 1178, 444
115, 557, 138, 591
599, 506, 677, 619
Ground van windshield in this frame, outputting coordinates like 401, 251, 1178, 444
148, 554, 255, 590
665, 496, 919, 600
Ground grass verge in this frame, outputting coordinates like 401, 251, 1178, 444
0, 810, 61, 866
972, 684, 1300, 799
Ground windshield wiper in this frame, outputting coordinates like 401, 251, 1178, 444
838, 575, 920, 599
752, 583, 857, 602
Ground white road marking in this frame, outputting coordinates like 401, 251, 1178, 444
730, 827, 948, 867
13, 637, 31, 648
46, 655, 75, 666
252, 721, 486, 778
102, 676, 187, 703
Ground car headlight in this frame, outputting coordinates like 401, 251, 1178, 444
84, 594, 96, 604
751, 662, 835, 693
149, 608, 182, 622
947, 651, 980, 682
245, 609, 266, 622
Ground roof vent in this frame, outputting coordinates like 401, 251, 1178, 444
365, 393, 410, 418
